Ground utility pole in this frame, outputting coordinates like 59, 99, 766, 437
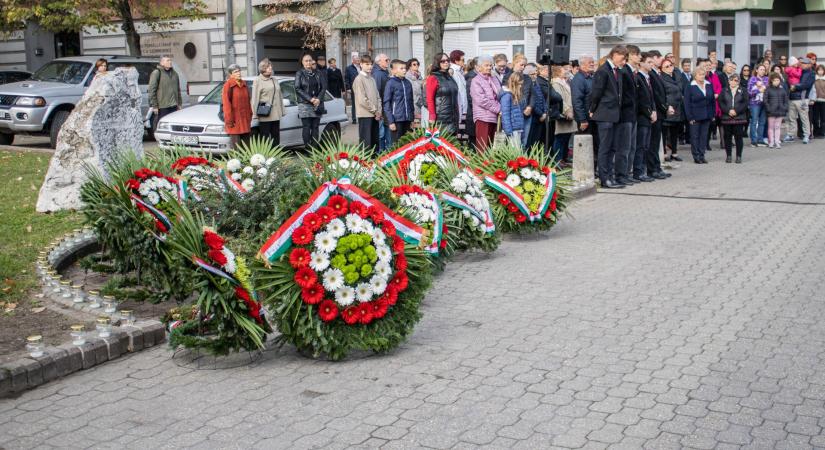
246, 0, 255, 72
225, 0, 236, 70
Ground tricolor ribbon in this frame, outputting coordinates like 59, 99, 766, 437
258, 177, 426, 263
130, 194, 173, 232
176, 179, 203, 202
192, 256, 238, 285
440, 192, 496, 234
377, 128, 469, 167
484, 171, 557, 222
219, 169, 247, 195
424, 194, 443, 254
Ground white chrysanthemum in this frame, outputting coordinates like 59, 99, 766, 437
539, 175, 548, 185
335, 286, 356, 306
451, 177, 468, 193
266, 157, 275, 166
520, 168, 534, 180
250, 153, 266, 167
338, 159, 351, 169
138, 185, 150, 196
226, 159, 242, 172
146, 192, 160, 205
309, 251, 330, 271
361, 220, 374, 235
256, 167, 268, 178
230, 172, 242, 181
374, 261, 391, 278
314, 232, 337, 254
505, 174, 521, 188
370, 227, 386, 242
370, 276, 387, 295
241, 178, 255, 191
376, 245, 392, 262
221, 247, 237, 273
326, 218, 346, 237
345, 214, 363, 231
355, 283, 373, 302
322, 268, 344, 292
242, 166, 254, 175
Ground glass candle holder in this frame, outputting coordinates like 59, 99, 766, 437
60, 280, 72, 299
70, 325, 85, 345
51, 275, 63, 294
120, 310, 135, 326
96, 317, 112, 338
26, 335, 44, 358
102, 295, 117, 314
71, 285, 85, 303
87, 290, 102, 308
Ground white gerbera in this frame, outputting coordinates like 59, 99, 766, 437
505, 174, 521, 188
338, 159, 351, 169
326, 218, 346, 238
520, 168, 533, 180
322, 268, 344, 292
539, 175, 548, 185
242, 166, 254, 175
314, 232, 337, 254
450, 177, 468, 193
309, 251, 330, 271
256, 167, 268, 178
376, 245, 392, 262
230, 172, 242, 181
361, 220, 374, 235
250, 153, 266, 167
370, 276, 387, 296
370, 227, 386, 242
241, 178, 255, 191
355, 283, 373, 302
335, 286, 356, 306
226, 159, 242, 172
345, 214, 363, 232
374, 261, 391, 278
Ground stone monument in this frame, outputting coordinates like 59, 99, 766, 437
571, 134, 596, 196
36, 67, 144, 212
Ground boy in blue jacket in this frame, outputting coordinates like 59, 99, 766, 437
383, 60, 416, 143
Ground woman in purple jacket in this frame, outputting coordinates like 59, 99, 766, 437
747, 64, 769, 147
469, 55, 501, 151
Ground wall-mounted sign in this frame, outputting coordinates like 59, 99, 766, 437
142, 32, 209, 82
642, 15, 667, 25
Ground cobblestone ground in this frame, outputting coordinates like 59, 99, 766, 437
3, 142, 825, 449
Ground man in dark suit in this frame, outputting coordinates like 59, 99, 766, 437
647, 50, 672, 179
345, 53, 360, 124
614, 45, 640, 186
326, 57, 345, 98
589, 45, 628, 189
633, 52, 657, 182
678, 58, 692, 145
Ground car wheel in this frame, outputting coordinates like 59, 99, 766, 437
49, 110, 71, 149
320, 122, 341, 144
0, 132, 13, 146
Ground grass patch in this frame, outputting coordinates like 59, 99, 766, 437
0, 150, 82, 308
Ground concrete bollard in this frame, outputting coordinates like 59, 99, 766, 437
571, 134, 596, 197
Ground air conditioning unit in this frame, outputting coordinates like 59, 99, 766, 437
593, 14, 625, 38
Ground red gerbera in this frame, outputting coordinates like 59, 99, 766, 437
349, 201, 368, 218
507, 203, 519, 213
552, 191, 558, 201
542, 166, 551, 175
318, 299, 339, 322
316, 206, 335, 224
367, 206, 384, 224
550, 199, 558, 212
125, 178, 140, 190
391, 271, 409, 291
528, 159, 539, 168
294, 267, 317, 289
498, 194, 510, 205
383, 285, 399, 305
207, 248, 228, 266
327, 195, 349, 216
515, 213, 527, 223
371, 298, 389, 319
289, 247, 311, 268
301, 284, 324, 305
302, 212, 322, 231
494, 170, 507, 180
517, 156, 528, 167
382, 221, 396, 237
341, 306, 359, 325
292, 225, 314, 246
357, 302, 374, 324
392, 235, 405, 253
203, 229, 225, 250
235, 286, 262, 323
440, 239, 447, 249
544, 209, 553, 219
507, 160, 518, 170
394, 254, 408, 271
338, 152, 349, 160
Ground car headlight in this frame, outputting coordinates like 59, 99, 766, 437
205, 124, 224, 133
156, 122, 170, 131
15, 96, 46, 107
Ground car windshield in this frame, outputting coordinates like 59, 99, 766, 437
30, 61, 91, 84
200, 80, 252, 104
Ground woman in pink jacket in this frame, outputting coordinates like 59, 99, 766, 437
705, 59, 723, 151
469, 55, 502, 151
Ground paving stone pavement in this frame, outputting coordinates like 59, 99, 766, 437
3, 142, 825, 449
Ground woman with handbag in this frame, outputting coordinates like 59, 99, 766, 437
295, 53, 327, 149
718, 74, 750, 163
222, 64, 252, 149
251, 58, 286, 146
551, 65, 577, 164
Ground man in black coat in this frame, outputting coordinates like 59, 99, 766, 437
589, 45, 628, 189
614, 45, 640, 186
326, 57, 345, 98
345, 53, 360, 124
633, 53, 657, 182
646, 50, 672, 179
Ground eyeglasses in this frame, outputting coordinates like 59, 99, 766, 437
411, 62, 419, 66
440, 59, 449, 63
662, 64, 672, 68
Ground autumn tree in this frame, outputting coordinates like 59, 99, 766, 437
0, 0, 211, 56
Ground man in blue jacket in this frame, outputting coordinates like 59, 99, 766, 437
345, 53, 360, 124
383, 60, 415, 143
789, 57, 815, 144
571, 55, 597, 172
589, 45, 627, 189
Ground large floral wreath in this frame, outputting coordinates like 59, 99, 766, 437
171, 156, 220, 198
379, 128, 468, 187
304, 142, 375, 182
436, 160, 499, 252
125, 167, 178, 233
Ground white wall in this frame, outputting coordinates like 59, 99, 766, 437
791, 13, 825, 58
0, 31, 27, 71
596, 13, 703, 61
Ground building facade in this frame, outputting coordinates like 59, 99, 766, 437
0, 0, 822, 95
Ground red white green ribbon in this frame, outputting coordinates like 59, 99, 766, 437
258, 177, 425, 263
219, 169, 247, 195
425, 194, 443, 254
534, 172, 557, 219
484, 171, 557, 222
192, 256, 238, 285
440, 192, 495, 234
176, 179, 203, 202
377, 128, 469, 167
130, 194, 173, 232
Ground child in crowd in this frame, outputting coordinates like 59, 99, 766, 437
383, 59, 415, 143
353, 55, 382, 153
499, 73, 526, 147
765, 73, 790, 149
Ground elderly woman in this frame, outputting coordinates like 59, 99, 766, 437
718, 73, 749, 163
551, 65, 576, 163
222, 64, 252, 149
469, 55, 501, 151
295, 53, 327, 149
684, 68, 716, 164
251, 58, 286, 146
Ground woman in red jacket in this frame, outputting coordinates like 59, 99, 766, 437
425, 53, 460, 134
222, 64, 252, 149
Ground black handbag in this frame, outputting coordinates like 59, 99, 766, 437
255, 78, 277, 117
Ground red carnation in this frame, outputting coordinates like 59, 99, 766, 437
341, 306, 359, 325
301, 284, 324, 305
207, 248, 228, 266
391, 271, 409, 291
327, 195, 348, 216
394, 254, 408, 271
357, 302, 374, 324
542, 166, 551, 175
292, 225, 314, 246
552, 191, 558, 201
494, 170, 507, 181
353, 155, 360, 161
550, 199, 557, 212
318, 299, 339, 322
498, 194, 510, 205
392, 235, 405, 253
517, 156, 528, 167
440, 239, 447, 249
528, 159, 539, 168
371, 298, 389, 319
203, 230, 225, 250
338, 152, 349, 160
382, 221, 396, 237
544, 209, 553, 219
515, 213, 527, 223
294, 267, 317, 289
289, 247, 311, 268
302, 212, 322, 231
316, 206, 335, 224
507, 203, 519, 213
367, 206, 384, 224
235, 286, 262, 323
349, 201, 368, 218
507, 160, 518, 170
383, 285, 399, 305
126, 178, 140, 190
475, 168, 483, 175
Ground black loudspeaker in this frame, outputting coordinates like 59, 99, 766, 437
537, 12, 572, 65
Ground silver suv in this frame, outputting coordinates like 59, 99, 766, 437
0, 55, 189, 148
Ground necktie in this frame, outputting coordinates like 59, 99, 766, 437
613, 67, 619, 81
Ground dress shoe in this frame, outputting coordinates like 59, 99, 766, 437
700, 159, 708, 164
657, 171, 673, 177
735, 157, 742, 164
672, 155, 683, 162
615, 178, 634, 186
651, 172, 667, 179
725, 156, 732, 163
664, 156, 672, 162
633, 175, 655, 182
694, 159, 702, 164
600, 179, 625, 189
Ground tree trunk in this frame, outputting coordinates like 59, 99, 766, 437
421, 0, 449, 73
115, 0, 141, 56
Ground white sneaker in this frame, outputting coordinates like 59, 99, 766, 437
776, 143, 782, 149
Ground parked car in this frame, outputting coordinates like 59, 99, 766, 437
0, 71, 31, 85
0, 55, 190, 148
154, 76, 348, 152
